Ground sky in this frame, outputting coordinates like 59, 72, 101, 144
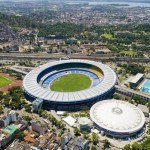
0, 0, 149, 2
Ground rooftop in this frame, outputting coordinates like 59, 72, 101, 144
24, 131, 37, 143
3, 125, 17, 134
78, 117, 91, 125
129, 73, 144, 84
138, 104, 149, 114
23, 59, 117, 103
90, 99, 145, 133
63, 116, 76, 127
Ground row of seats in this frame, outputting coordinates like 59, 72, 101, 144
89, 66, 103, 77
41, 69, 101, 89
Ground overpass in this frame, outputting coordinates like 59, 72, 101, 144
8, 66, 28, 75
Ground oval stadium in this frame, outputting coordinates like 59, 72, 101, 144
23, 59, 117, 110
90, 100, 145, 138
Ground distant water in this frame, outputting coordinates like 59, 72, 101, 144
62, 1, 150, 7
89, 1, 150, 7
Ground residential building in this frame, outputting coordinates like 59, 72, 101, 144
0, 110, 17, 127
138, 104, 149, 117
31, 121, 48, 135
74, 138, 88, 150
0, 125, 17, 148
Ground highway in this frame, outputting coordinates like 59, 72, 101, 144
0, 53, 150, 63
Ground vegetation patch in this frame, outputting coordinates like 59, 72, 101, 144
0, 75, 12, 88
102, 33, 113, 39
120, 50, 137, 57
144, 66, 150, 72
50, 74, 91, 92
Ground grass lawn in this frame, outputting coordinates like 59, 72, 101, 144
120, 50, 137, 57
50, 74, 91, 92
102, 33, 113, 39
0, 75, 12, 88
145, 66, 150, 72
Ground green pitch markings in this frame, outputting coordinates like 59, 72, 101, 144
0, 75, 12, 88
50, 74, 92, 92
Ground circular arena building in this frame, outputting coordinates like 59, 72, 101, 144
90, 100, 145, 138
23, 59, 117, 110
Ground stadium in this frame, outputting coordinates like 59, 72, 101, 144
90, 100, 146, 138
23, 59, 117, 110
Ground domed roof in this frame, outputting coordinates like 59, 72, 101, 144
90, 99, 145, 134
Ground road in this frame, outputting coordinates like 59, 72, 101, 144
0, 52, 150, 63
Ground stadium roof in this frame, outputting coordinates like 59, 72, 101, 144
23, 59, 117, 103
90, 99, 145, 134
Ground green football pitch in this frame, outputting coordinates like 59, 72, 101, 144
50, 74, 91, 92
0, 75, 12, 88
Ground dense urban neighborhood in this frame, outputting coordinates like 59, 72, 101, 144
0, 0, 150, 150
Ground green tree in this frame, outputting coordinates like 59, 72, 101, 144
74, 128, 80, 136
92, 133, 99, 145
123, 144, 131, 150
91, 146, 97, 150
82, 131, 88, 139
113, 93, 121, 99
24, 104, 32, 112
142, 137, 150, 150
103, 139, 110, 149
15, 129, 25, 141
132, 142, 142, 150
0, 105, 3, 114
23, 115, 32, 122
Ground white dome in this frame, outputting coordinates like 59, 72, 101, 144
90, 100, 145, 134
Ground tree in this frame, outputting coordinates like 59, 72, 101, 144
64, 112, 69, 117
82, 131, 88, 139
37, 109, 44, 116
24, 104, 32, 112
23, 115, 32, 122
0, 91, 4, 99
141, 137, 150, 150
147, 102, 150, 111
132, 142, 142, 150
74, 128, 80, 136
0, 105, 3, 114
103, 139, 110, 149
113, 93, 121, 99
15, 129, 25, 141
91, 146, 97, 150
92, 133, 99, 145
41, 110, 48, 118
123, 144, 131, 150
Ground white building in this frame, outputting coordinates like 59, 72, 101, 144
78, 117, 91, 131
129, 73, 144, 88
9, 110, 17, 122
63, 116, 76, 127
0, 110, 17, 127
90, 99, 145, 138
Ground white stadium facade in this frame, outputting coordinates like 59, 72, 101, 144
90, 100, 146, 138
23, 59, 117, 110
